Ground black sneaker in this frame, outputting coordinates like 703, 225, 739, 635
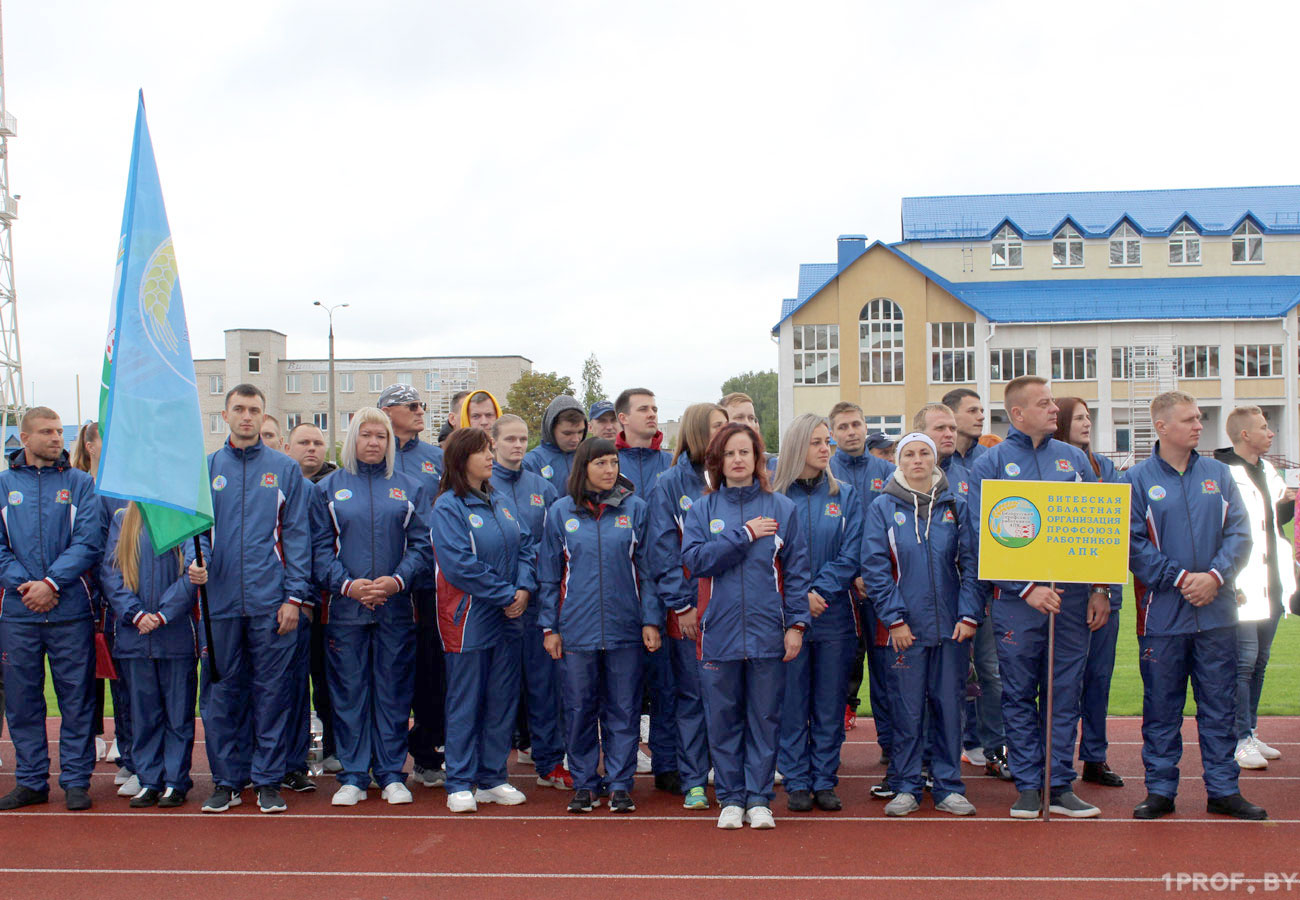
653, 770, 683, 794
130, 788, 161, 808
985, 749, 1014, 781
567, 789, 597, 814
1010, 789, 1041, 819
281, 771, 317, 793
785, 789, 813, 812
1133, 793, 1175, 820
813, 789, 842, 811
65, 786, 92, 811
1207, 793, 1267, 821
922, 768, 934, 793
157, 788, 187, 809
870, 779, 895, 800
256, 785, 287, 814
202, 787, 241, 813
1048, 790, 1099, 818
1081, 761, 1124, 787
609, 790, 636, 813
0, 785, 49, 810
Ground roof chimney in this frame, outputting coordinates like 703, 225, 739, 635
837, 234, 867, 271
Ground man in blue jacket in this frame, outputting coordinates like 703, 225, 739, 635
943, 388, 987, 469
522, 395, 587, 490
195, 384, 312, 815
1124, 391, 1264, 820
0, 407, 104, 811
380, 384, 446, 788
967, 376, 1110, 819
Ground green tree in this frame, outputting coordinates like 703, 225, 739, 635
580, 353, 606, 412
505, 370, 574, 440
720, 370, 779, 452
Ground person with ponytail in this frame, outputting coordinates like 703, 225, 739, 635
861, 433, 982, 817
681, 423, 811, 830
772, 414, 864, 813
100, 503, 203, 808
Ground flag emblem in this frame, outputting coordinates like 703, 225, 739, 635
55, 489, 71, 504
615, 515, 631, 528
261, 473, 278, 489
530, 493, 544, 507
824, 503, 841, 517
389, 488, 407, 501
1201, 479, 1219, 494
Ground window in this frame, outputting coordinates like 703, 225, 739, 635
1052, 225, 1084, 267
369, 373, 383, 393
208, 413, 222, 434
859, 299, 904, 384
865, 415, 904, 437
395, 372, 412, 386
247, 351, 261, 373
426, 372, 438, 391
285, 374, 301, 393
1235, 344, 1282, 377
1232, 221, 1263, 263
991, 225, 1022, 268
1111, 346, 1133, 379
312, 373, 328, 393
341, 412, 353, 430
1176, 345, 1219, 379
1115, 428, 1131, 453
313, 412, 329, 430
1051, 348, 1097, 381
1109, 223, 1141, 266
930, 322, 974, 383
285, 413, 301, 430
990, 348, 1035, 381
793, 324, 840, 385
339, 373, 354, 393
1169, 222, 1201, 265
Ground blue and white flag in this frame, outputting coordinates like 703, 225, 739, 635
98, 92, 213, 551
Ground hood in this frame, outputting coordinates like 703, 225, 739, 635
307, 460, 338, 484
580, 474, 636, 514
885, 466, 951, 544
540, 394, 587, 446
1213, 446, 1258, 469
458, 390, 503, 429
616, 430, 665, 452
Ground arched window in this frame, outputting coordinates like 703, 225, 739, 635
859, 299, 904, 384
1169, 221, 1200, 265
1109, 223, 1141, 266
991, 225, 1022, 268
1232, 221, 1263, 263
1052, 225, 1084, 267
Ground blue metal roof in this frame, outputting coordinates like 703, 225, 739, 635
901, 185, 1300, 241
797, 263, 838, 301
780, 298, 799, 319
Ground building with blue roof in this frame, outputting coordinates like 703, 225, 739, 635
774, 186, 1300, 457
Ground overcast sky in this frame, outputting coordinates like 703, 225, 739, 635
8, 0, 1300, 423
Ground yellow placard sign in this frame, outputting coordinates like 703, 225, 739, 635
977, 480, 1130, 585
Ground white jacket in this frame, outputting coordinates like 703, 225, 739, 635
1225, 456, 1295, 621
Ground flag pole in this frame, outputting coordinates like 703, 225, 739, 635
194, 534, 220, 683
1042, 582, 1055, 822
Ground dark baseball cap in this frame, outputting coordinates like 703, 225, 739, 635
589, 400, 615, 420
866, 431, 896, 451
378, 384, 422, 408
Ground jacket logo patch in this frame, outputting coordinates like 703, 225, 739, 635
55, 489, 71, 504
1000, 630, 1016, 646
421, 461, 436, 474
5, 490, 21, 506
334, 488, 353, 501
468, 513, 485, 528
893, 511, 906, 526
502, 507, 515, 521
679, 494, 693, 511
1148, 485, 1166, 501
565, 518, 580, 533
261, 473, 279, 489
709, 518, 725, 534
1004, 463, 1021, 476
541, 465, 554, 479
942, 509, 956, 523
871, 478, 884, 491
211, 476, 226, 492
957, 481, 969, 494
615, 515, 631, 528
1056, 459, 1072, 472
530, 493, 544, 507
389, 488, 407, 501
1201, 479, 1219, 494
824, 503, 841, 517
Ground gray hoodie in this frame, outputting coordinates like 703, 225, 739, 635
540, 394, 588, 447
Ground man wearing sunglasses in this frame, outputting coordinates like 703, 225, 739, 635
378, 384, 446, 789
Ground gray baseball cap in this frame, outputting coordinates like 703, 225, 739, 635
378, 384, 422, 408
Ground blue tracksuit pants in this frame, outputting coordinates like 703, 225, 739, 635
443, 641, 520, 794
1078, 611, 1120, 763
285, 615, 313, 774
199, 614, 296, 789
647, 642, 677, 774
510, 617, 564, 776
408, 588, 446, 771
669, 636, 710, 789
0, 619, 96, 792
778, 637, 856, 793
992, 590, 1090, 793
119, 657, 197, 792
701, 657, 785, 809
861, 604, 895, 756
1139, 626, 1240, 800
561, 646, 644, 792
886, 640, 967, 801
326, 619, 415, 789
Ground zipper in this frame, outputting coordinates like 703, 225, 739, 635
37, 468, 46, 622
925, 502, 942, 642
239, 449, 247, 616
1177, 468, 1201, 632
596, 505, 606, 649
738, 492, 748, 660
368, 469, 377, 623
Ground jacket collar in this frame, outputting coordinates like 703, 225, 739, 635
224, 437, 265, 459
492, 460, 523, 484
834, 449, 872, 468
1004, 425, 1046, 450
1150, 441, 1201, 475
717, 482, 764, 503
6, 446, 72, 471
616, 431, 664, 452
357, 460, 388, 477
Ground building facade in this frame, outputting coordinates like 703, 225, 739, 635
195, 329, 531, 452
773, 186, 1300, 461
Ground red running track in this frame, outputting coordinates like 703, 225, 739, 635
1, 716, 1297, 900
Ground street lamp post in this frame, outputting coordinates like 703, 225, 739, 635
313, 301, 349, 462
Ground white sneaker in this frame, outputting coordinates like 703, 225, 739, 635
95, 737, 107, 762
331, 785, 367, 806
412, 764, 446, 787
885, 792, 920, 816
516, 747, 533, 765
1236, 737, 1268, 770
447, 789, 477, 813
382, 782, 413, 805
717, 805, 744, 829
639, 714, 650, 744
636, 750, 653, 774
322, 755, 343, 774
113, 766, 132, 786
744, 806, 775, 829
707, 767, 715, 785
107, 739, 121, 764
773, 769, 783, 785
475, 783, 526, 805
116, 774, 141, 797
961, 746, 987, 767
936, 793, 977, 816
1252, 730, 1282, 760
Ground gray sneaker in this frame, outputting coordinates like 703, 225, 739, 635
884, 792, 919, 817
1049, 791, 1100, 818
1010, 789, 1041, 819
935, 793, 977, 816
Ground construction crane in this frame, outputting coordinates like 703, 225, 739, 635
0, 0, 24, 464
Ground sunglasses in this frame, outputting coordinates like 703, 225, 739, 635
405, 402, 427, 412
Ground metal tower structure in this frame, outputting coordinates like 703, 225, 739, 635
0, 0, 24, 462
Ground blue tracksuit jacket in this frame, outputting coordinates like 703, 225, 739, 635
681, 484, 812, 661
199, 439, 312, 617
431, 487, 538, 653
101, 509, 199, 659
784, 475, 864, 642
616, 433, 673, 498
538, 484, 662, 650
0, 448, 103, 623
648, 455, 711, 622
939, 454, 972, 497
394, 436, 442, 590
522, 443, 575, 493
951, 441, 986, 469
491, 461, 557, 625
828, 449, 892, 504
1124, 446, 1251, 636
